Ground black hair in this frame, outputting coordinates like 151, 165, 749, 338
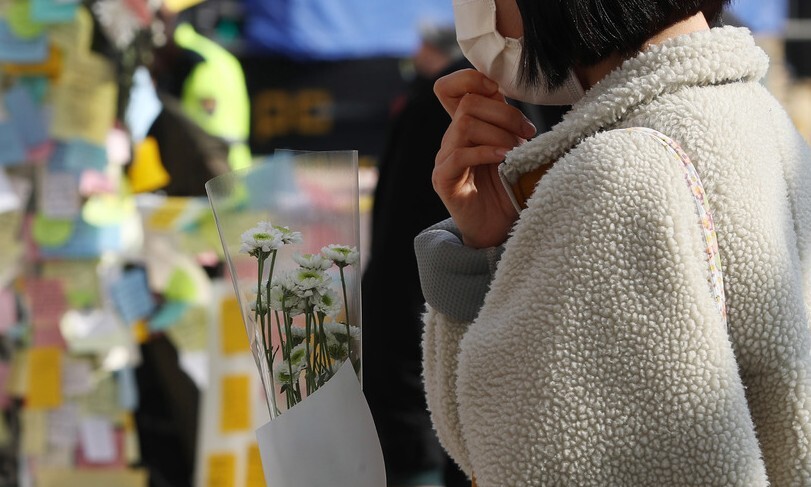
516, 0, 731, 90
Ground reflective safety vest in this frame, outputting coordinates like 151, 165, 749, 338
173, 22, 252, 170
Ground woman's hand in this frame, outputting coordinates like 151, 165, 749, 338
433, 68, 536, 248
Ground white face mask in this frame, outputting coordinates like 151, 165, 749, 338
453, 0, 585, 105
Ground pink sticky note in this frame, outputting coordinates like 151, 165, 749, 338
25, 278, 67, 327
33, 325, 67, 349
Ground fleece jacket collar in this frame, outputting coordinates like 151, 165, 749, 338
500, 26, 769, 184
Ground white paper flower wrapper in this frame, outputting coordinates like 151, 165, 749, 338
255, 361, 385, 486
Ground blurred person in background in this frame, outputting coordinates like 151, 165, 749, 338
361, 21, 565, 487
139, 5, 251, 198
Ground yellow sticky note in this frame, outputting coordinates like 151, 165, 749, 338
21, 409, 47, 455
163, 0, 203, 12
147, 197, 188, 230
3, 45, 62, 79
50, 55, 118, 146
36, 468, 148, 487
129, 137, 170, 193
220, 375, 250, 433
245, 443, 266, 487
221, 297, 249, 355
26, 347, 62, 409
206, 453, 235, 487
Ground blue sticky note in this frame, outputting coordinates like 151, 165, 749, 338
116, 367, 139, 410
5, 84, 49, 150
49, 140, 107, 173
0, 20, 47, 63
30, 0, 78, 23
149, 300, 189, 331
38, 218, 122, 258
108, 268, 157, 325
0, 120, 26, 166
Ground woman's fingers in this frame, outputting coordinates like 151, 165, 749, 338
448, 92, 536, 143
434, 68, 501, 116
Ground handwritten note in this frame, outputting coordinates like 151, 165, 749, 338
30, 0, 79, 23
4, 83, 49, 150
220, 297, 249, 355
108, 268, 156, 325
50, 54, 117, 146
0, 20, 47, 63
21, 408, 47, 455
47, 402, 79, 448
0, 119, 26, 166
205, 453, 235, 487
62, 140, 108, 172
38, 170, 81, 219
35, 217, 121, 259
79, 415, 117, 464
43, 260, 100, 309
25, 278, 67, 327
220, 374, 250, 433
116, 367, 138, 411
61, 356, 93, 397
77, 373, 121, 418
26, 347, 63, 409
145, 196, 187, 231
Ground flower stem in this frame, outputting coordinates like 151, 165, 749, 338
339, 266, 352, 361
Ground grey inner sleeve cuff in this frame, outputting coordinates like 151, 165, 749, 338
414, 218, 503, 323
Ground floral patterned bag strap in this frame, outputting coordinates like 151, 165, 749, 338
622, 127, 728, 330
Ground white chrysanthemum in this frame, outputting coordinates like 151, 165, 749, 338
288, 342, 308, 367
269, 273, 305, 316
324, 321, 361, 343
292, 252, 332, 271
288, 326, 308, 346
321, 244, 359, 267
290, 268, 331, 293
312, 288, 341, 316
240, 222, 283, 257
273, 359, 304, 384
273, 225, 303, 245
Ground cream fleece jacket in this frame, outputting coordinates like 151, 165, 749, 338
416, 26, 811, 486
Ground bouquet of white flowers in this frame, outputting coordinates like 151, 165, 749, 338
206, 150, 384, 486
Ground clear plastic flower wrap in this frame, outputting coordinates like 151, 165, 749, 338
206, 150, 383, 486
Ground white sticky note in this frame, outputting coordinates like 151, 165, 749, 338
79, 415, 117, 463
38, 170, 81, 219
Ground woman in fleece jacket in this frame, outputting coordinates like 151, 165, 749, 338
415, 0, 811, 485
